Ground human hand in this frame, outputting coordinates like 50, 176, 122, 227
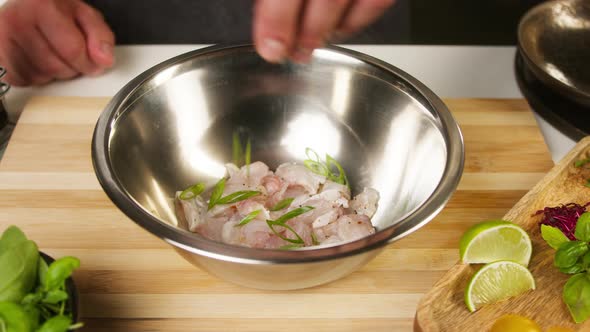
0, 0, 115, 86
253, 0, 395, 63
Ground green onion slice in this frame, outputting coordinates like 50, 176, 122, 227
208, 178, 226, 210
576, 158, 590, 168
279, 244, 304, 250
273, 206, 315, 224
266, 220, 304, 244
235, 209, 261, 227
217, 190, 261, 205
179, 183, 205, 200
232, 131, 243, 166
311, 232, 319, 245
269, 197, 294, 211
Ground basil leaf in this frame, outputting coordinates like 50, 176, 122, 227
0, 301, 32, 332
575, 212, 590, 242
273, 206, 315, 225
583, 252, 590, 270
44, 257, 79, 291
541, 225, 570, 250
269, 198, 294, 212
563, 273, 590, 323
0, 226, 27, 254
38, 258, 49, 288
42, 290, 68, 304
207, 178, 226, 210
575, 158, 590, 168
555, 241, 589, 268
560, 263, 586, 274
36, 315, 71, 332
216, 191, 261, 205
179, 183, 205, 200
0, 241, 39, 303
235, 210, 261, 227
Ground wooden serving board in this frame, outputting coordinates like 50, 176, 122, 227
0, 97, 555, 332
416, 137, 590, 331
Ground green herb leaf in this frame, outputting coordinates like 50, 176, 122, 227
179, 183, 205, 200
38, 258, 49, 288
279, 244, 304, 250
266, 220, 304, 244
41, 290, 68, 305
269, 198, 294, 211
0, 301, 32, 332
235, 210, 261, 227
560, 263, 586, 274
208, 178, 226, 210
232, 131, 243, 166
575, 158, 590, 168
44, 257, 80, 291
217, 191, 261, 205
555, 241, 589, 269
311, 232, 319, 245
577, 213, 590, 242
583, 252, 590, 270
0, 226, 27, 254
0, 240, 39, 303
36, 314, 72, 332
273, 206, 315, 225
541, 224, 570, 250
563, 273, 590, 323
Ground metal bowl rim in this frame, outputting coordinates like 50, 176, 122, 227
92, 43, 464, 264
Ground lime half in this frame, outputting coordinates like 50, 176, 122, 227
459, 220, 532, 266
465, 260, 536, 312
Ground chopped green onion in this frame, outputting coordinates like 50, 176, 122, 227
311, 231, 319, 245
235, 209, 261, 227
325, 154, 349, 186
279, 244, 304, 250
208, 178, 226, 210
266, 220, 304, 244
245, 138, 251, 167
269, 197, 294, 211
217, 190, 261, 205
303, 148, 349, 187
179, 183, 205, 200
575, 158, 590, 168
273, 206, 315, 224
232, 131, 243, 166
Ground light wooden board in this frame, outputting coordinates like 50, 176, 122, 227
0, 97, 554, 332
416, 137, 590, 331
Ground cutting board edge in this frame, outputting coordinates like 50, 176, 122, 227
414, 136, 590, 332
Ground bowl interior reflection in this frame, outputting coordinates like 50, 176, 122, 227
108, 47, 447, 240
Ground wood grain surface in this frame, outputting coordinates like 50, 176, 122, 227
416, 137, 590, 332
0, 97, 555, 332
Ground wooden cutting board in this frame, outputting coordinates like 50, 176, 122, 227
0, 97, 555, 332
415, 136, 590, 332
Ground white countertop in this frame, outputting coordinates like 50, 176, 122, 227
4, 44, 573, 162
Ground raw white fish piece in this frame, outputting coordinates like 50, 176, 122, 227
350, 187, 380, 218
275, 162, 326, 194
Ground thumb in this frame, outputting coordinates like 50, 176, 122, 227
75, 3, 115, 70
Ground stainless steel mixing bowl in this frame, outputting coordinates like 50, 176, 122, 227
92, 44, 464, 290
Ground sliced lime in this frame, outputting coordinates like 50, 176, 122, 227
460, 220, 532, 266
465, 260, 535, 312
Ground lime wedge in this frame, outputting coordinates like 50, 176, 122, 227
459, 220, 532, 266
465, 260, 535, 312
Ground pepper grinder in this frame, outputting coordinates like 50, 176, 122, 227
0, 67, 14, 157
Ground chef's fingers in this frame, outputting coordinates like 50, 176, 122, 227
335, 0, 396, 38
292, 0, 351, 63
75, 2, 115, 71
15, 26, 78, 81
0, 35, 37, 86
253, 0, 304, 63
37, 0, 98, 75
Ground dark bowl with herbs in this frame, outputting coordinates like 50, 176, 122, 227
0, 226, 82, 332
